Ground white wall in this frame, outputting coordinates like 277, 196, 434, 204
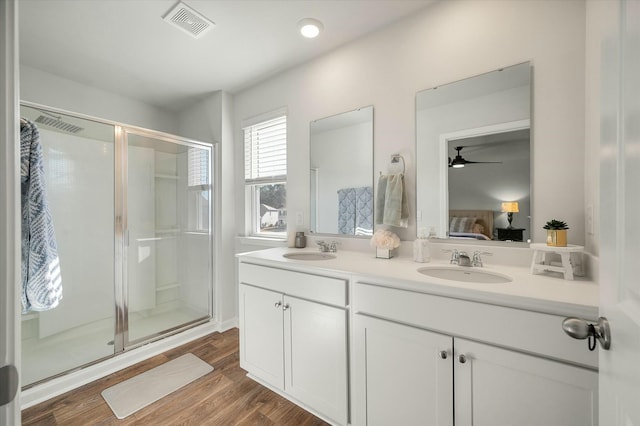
233, 0, 587, 247
20, 65, 178, 134
584, 0, 605, 257
177, 91, 237, 327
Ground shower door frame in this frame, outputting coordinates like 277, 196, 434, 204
19, 101, 215, 378
116, 127, 214, 352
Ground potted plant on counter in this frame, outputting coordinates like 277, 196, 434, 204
543, 219, 569, 247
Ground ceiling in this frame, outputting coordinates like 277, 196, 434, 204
19, 0, 434, 112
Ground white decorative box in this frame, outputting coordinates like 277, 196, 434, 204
376, 247, 395, 259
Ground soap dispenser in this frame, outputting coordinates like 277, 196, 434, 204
413, 227, 431, 263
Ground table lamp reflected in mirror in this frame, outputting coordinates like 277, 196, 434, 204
501, 201, 519, 229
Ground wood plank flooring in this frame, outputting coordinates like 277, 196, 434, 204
22, 328, 330, 425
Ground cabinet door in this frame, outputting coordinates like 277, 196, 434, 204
352, 314, 453, 426
455, 339, 598, 426
238, 283, 284, 390
284, 295, 348, 426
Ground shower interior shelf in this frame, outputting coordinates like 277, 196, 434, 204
155, 173, 179, 180
156, 283, 181, 292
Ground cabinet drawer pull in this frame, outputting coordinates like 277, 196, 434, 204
274, 301, 282, 308
283, 303, 290, 311
458, 354, 467, 364
439, 350, 448, 360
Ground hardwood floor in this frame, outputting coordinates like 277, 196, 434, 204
22, 328, 330, 425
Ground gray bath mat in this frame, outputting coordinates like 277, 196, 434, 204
101, 353, 213, 419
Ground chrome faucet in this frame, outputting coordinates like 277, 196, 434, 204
472, 251, 483, 267
449, 249, 460, 265
471, 250, 492, 267
458, 251, 471, 267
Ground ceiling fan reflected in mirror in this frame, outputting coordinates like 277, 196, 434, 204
448, 146, 502, 168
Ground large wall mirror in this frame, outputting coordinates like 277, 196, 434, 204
416, 62, 531, 244
310, 106, 374, 236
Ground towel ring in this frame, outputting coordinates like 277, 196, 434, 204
389, 154, 405, 175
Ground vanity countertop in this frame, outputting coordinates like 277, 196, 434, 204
237, 247, 599, 319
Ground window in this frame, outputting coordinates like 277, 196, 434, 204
187, 146, 210, 233
244, 114, 287, 237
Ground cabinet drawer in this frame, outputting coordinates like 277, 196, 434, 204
353, 282, 597, 368
239, 262, 348, 307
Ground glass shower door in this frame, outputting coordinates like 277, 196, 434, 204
20, 105, 116, 386
124, 131, 212, 346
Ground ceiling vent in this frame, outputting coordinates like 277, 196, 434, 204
163, 2, 215, 39
34, 115, 84, 134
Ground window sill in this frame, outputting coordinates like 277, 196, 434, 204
236, 236, 288, 249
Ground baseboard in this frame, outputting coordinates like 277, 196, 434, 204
218, 316, 238, 332
20, 320, 234, 409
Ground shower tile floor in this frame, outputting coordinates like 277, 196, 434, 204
22, 307, 207, 386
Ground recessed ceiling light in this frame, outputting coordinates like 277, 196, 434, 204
298, 18, 323, 38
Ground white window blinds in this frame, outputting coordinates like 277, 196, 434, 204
244, 115, 287, 183
187, 147, 209, 187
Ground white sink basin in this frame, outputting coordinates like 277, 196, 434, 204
417, 266, 512, 284
282, 252, 336, 261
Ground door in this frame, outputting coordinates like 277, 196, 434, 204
284, 295, 348, 425
123, 130, 212, 346
599, 0, 640, 422
238, 283, 284, 390
18, 105, 117, 386
454, 339, 597, 426
1, 0, 19, 422
352, 314, 453, 426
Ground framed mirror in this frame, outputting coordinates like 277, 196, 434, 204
310, 106, 374, 236
416, 62, 531, 244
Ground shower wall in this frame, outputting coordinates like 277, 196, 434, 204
127, 146, 157, 313
40, 129, 116, 338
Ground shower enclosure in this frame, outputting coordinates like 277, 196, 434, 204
20, 103, 214, 387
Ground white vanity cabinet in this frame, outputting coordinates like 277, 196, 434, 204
238, 261, 349, 426
352, 280, 598, 426
353, 314, 454, 425
454, 338, 597, 426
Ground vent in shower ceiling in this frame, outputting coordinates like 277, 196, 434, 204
34, 115, 84, 134
163, 2, 215, 39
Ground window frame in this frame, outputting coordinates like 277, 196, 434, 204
187, 147, 211, 234
243, 109, 287, 239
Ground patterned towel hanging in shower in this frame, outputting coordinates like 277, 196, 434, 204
20, 118, 63, 312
